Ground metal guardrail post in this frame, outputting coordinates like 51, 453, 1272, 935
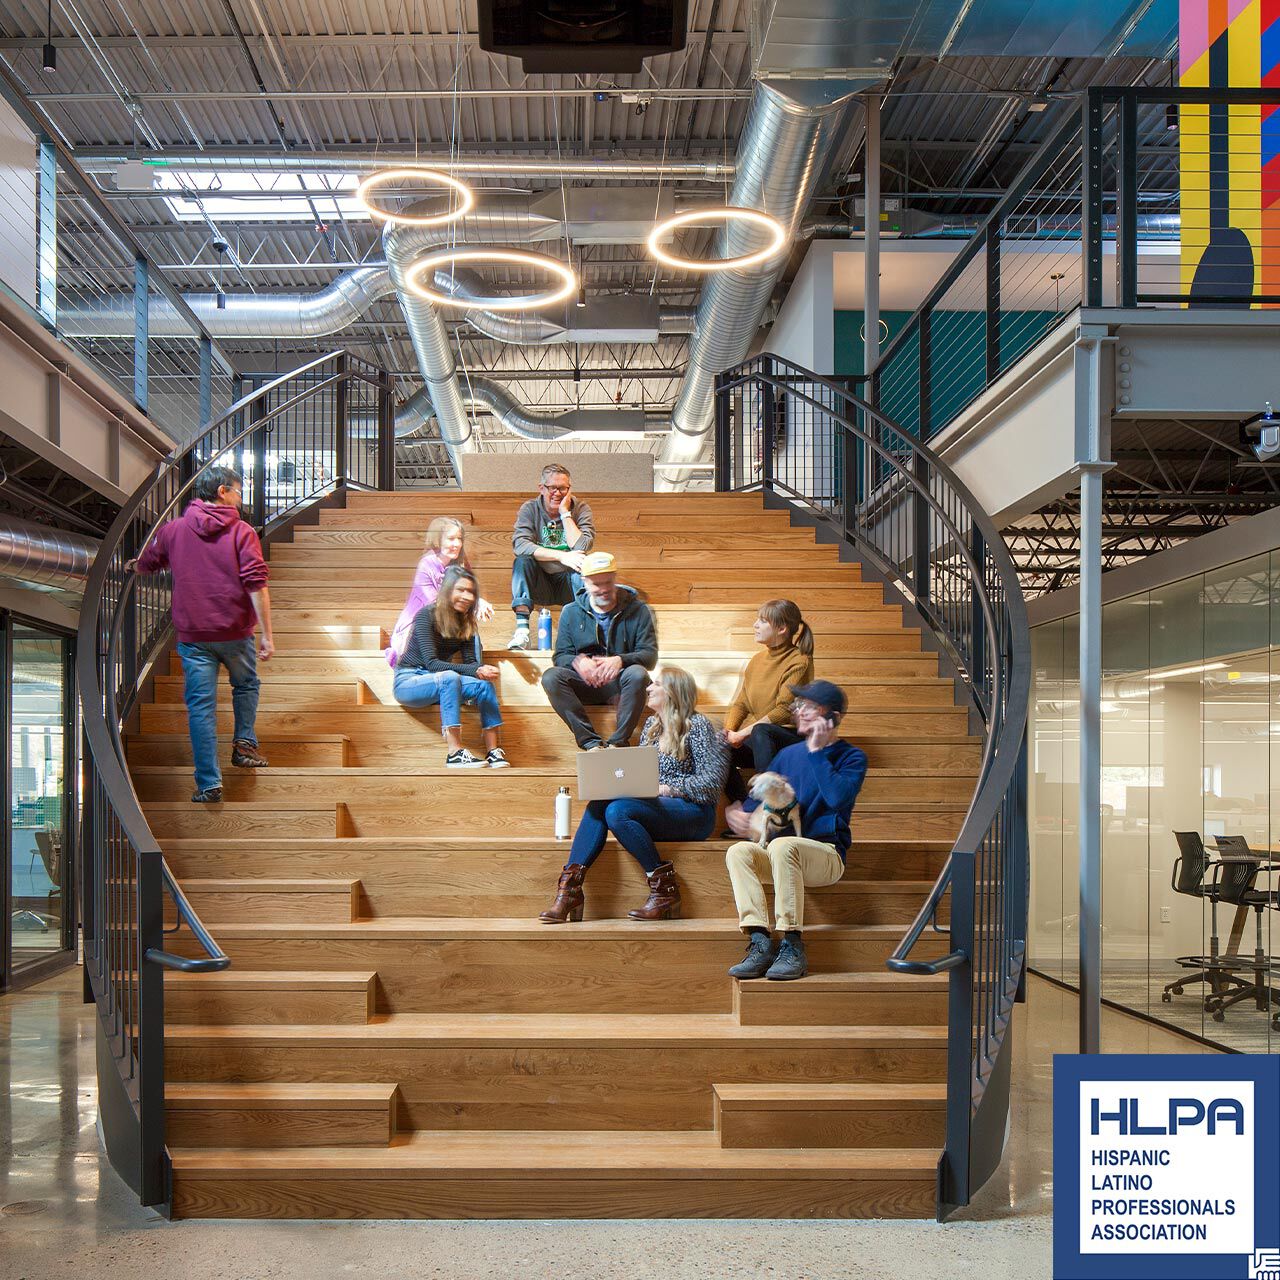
941, 862, 976, 1215
984, 225, 1001, 382
969, 525, 987, 692
249, 393, 267, 531
759, 357, 775, 492
1081, 90, 1106, 309
1010, 730, 1030, 1002
912, 455, 931, 605
198, 336, 212, 430
136, 849, 167, 1207
1116, 91, 1139, 309
713, 372, 731, 491
377, 376, 397, 491
334, 353, 350, 484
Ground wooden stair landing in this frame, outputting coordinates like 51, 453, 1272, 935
129, 490, 972, 1220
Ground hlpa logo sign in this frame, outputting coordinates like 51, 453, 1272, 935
1054, 1055, 1280, 1280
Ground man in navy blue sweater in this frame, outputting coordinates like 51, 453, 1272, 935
723, 681, 868, 981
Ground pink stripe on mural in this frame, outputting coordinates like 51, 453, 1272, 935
1180, 0, 1211, 72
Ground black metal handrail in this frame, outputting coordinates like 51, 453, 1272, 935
77, 349, 394, 1208
715, 354, 1030, 1217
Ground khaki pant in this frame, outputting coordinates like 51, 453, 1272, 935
725, 836, 846, 932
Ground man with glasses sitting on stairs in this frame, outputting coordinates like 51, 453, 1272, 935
722, 681, 867, 982
507, 463, 596, 650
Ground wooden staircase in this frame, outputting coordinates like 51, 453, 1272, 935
130, 490, 977, 1219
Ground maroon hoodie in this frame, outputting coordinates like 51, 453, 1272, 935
137, 500, 269, 643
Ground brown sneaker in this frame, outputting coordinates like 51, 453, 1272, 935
231, 739, 268, 768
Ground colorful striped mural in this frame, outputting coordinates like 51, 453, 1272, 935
1179, 0, 1280, 305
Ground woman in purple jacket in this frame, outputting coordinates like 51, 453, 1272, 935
385, 517, 493, 666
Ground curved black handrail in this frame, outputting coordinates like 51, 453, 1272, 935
715, 354, 1030, 1215
77, 349, 394, 1207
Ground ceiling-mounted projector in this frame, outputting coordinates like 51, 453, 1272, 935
478, 0, 687, 73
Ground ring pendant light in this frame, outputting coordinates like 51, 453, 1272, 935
353, 167, 474, 227
646, 206, 787, 272
404, 248, 578, 312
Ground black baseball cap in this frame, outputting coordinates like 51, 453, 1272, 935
789, 679, 847, 716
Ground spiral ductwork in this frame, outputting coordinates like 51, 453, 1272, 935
657, 81, 860, 487
0, 516, 100, 593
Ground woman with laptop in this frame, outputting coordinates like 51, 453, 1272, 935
539, 666, 728, 924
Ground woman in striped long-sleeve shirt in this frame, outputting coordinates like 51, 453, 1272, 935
540, 666, 728, 924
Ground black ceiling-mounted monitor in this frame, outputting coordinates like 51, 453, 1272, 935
478, 0, 688, 73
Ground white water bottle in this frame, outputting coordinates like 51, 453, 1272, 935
555, 786, 572, 839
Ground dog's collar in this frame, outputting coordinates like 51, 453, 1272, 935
763, 798, 798, 821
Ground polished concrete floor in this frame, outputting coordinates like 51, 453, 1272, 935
0, 967, 1213, 1280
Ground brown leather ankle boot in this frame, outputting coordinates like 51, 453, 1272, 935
627, 861, 681, 921
539, 862, 586, 924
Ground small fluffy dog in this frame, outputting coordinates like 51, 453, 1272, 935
748, 771, 802, 844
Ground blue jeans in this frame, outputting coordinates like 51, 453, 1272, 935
511, 555, 583, 616
568, 796, 716, 876
176, 638, 260, 793
393, 667, 503, 730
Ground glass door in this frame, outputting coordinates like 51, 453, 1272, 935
4, 619, 75, 988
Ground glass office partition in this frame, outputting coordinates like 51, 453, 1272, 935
4, 619, 75, 987
1030, 554, 1279, 1052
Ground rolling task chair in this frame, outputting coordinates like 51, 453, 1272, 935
1203, 835, 1280, 1030
1162, 831, 1253, 1008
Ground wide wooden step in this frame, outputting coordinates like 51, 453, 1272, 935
132, 765, 977, 810
168, 1128, 939, 1219
158, 919, 948, 1014
166, 1083, 397, 1149
164, 1012, 948, 1132
158, 835, 951, 902
128, 733, 350, 769
290, 527, 843, 554
713, 1083, 947, 1150
264, 606, 924, 648
168, 878, 359, 924
734, 971, 950, 1027
142, 797, 967, 843
157, 838, 936, 926
147, 669, 959, 711
164, 969, 376, 1025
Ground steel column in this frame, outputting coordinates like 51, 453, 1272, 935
864, 93, 881, 380
1075, 329, 1113, 1053
37, 137, 56, 326
132, 257, 148, 412
985, 225, 1001, 382
334, 354, 349, 484
198, 335, 212, 428
1116, 94, 1138, 309
1081, 92, 1106, 310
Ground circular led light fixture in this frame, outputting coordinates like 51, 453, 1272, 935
404, 248, 578, 312
353, 167, 473, 227
646, 206, 787, 272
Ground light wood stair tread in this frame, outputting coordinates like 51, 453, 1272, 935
740, 970, 950, 989
157, 917, 919, 940
178, 878, 358, 892
165, 1011, 947, 1048
155, 835, 958, 853
163, 970, 376, 989
714, 1083, 948, 1109
169, 1129, 940, 1180
167, 1083, 396, 1109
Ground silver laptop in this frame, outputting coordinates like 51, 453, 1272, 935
576, 745, 660, 802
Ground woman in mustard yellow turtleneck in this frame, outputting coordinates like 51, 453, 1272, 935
722, 598, 815, 800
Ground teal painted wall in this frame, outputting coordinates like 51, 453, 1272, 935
834, 308, 1061, 438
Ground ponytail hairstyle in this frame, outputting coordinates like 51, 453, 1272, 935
758, 598, 814, 657
434, 565, 480, 641
656, 666, 699, 761
423, 516, 468, 564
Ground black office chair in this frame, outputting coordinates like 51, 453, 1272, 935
1162, 831, 1253, 1008
1203, 836, 1280, 1027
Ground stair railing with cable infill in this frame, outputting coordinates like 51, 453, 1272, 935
77, 351, 396, 1209
715, 355, 1030, 1216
